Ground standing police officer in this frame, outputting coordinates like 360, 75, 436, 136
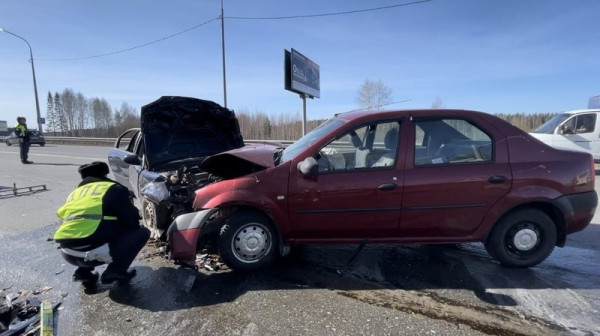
54, 161, 150, 285
14, 116, 33, 164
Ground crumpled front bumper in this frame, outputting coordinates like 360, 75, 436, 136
166, 208, 218, 260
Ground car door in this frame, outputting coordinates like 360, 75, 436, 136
287, 120, 405, 241
107, 128, 141, 192
402, 116, 512, 238
554, 113, 599, 158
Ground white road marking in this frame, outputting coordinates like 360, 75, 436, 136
0, 151, 102, 161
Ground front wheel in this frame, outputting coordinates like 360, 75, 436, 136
218, 211, 277, 271
485, 208, 556, 268
142, 198, 170, 241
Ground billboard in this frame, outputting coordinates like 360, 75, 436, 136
284, 49, 320, 98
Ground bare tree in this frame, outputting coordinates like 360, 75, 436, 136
90, 97, 112, 137
60, 88, 77, 135
355, 78, 392, 110
74, 92, 89, 133
113, 102, 139, 136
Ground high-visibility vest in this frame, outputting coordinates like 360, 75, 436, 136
15, 124, 27, 137
54, 181, 118, 240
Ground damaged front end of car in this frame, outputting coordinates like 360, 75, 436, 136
165, 143, 286, 267
140, 164, 222, 240
135, 96, 244, 241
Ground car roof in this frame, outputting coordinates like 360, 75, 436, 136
561, 109, 600, 115
334, 108, 493, 122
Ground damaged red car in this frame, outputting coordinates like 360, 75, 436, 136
108, 96, 244, 240
167, 109, 597, 271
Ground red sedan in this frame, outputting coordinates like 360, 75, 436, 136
167, 109, 597, 271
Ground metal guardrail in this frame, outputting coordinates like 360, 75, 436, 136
1, 136, 294, 147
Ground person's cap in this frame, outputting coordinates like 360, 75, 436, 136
17, 116, 26, 121
78, 161, 109, 179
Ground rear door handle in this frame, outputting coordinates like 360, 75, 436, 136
488, 175, 508, 183
378, 183, 397, 191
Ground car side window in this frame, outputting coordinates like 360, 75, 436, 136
575, 114, 596, 134
317, 121, 400, 173
414, 118, 492, 166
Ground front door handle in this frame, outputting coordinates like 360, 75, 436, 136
378, 183, 397, 191
488, 175, 508, 183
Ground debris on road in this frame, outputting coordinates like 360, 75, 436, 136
139, 240, 169, 261
0, 288, 61, 336
0, 183, 47, 199
195, 253, 228, 272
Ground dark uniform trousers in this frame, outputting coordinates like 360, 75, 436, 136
61, 225, 150, 273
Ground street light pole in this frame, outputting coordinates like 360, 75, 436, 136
0, 28, 43, 133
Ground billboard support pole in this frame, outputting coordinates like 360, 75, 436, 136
301, 93, 307, 136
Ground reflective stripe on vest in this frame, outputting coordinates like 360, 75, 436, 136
63, 214, 118, 222
54, 181, 116, 240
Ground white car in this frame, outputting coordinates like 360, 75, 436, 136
530, 109, 600, 161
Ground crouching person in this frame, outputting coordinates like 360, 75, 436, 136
54, 161, 150, 286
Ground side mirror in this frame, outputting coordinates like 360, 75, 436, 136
123, 154, 142, 165
558, 125, 574, 135
297, 157, 318, 176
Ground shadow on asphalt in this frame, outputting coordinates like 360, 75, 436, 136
98, 238, 597, 312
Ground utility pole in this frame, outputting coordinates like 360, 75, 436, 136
220, 0, 228, 108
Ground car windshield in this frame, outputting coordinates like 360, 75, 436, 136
532, 113, 567, 134
280, 118, 344, 163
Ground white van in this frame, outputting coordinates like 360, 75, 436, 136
530, 109, 600, 161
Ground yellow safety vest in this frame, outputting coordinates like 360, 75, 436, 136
15, 124, 27, 137
54, 181, 118, 240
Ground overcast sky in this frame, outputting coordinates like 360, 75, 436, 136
1, 0, 599, 128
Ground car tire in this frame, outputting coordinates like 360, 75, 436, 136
142, 198, 170, 241
485, 208, 556, 268
40, 143, 45, 147
218, 211, 277, 271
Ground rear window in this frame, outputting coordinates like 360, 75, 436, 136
414, 118, 492, 166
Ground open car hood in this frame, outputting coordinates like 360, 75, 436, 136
141, 96, 244, 171
201, 143, 281, 179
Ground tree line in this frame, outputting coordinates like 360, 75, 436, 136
45, 89, 139, 137
43, 88, 553, 141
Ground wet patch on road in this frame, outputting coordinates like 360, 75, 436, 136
279, 244, 569, 336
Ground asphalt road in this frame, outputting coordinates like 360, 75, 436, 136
1, 144, 599, 336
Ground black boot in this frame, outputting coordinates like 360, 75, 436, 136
100, 268, 137, 284
72, 268, 99, 283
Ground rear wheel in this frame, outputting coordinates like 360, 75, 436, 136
6, 140, 11, 146
219, 211, 277, 271
485, 208, 556, 267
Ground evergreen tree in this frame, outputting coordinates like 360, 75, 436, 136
263, 116, 272, 139
54, 92, 67, 136
45, 91, 57, 135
